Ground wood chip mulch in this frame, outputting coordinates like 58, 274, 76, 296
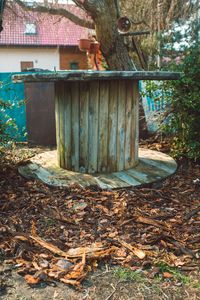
0, 146, 200, 287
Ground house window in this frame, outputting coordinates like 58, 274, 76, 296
21, 61, 34, 71
25, 23, 37, 35
70, 62, 79, 70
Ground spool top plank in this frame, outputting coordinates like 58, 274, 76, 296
13, 71, 180, 174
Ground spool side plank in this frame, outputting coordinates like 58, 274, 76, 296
63, 82, 72, 170
55, 82, 65, 168
117, 80, 126, 171
125, 80, 134, 169
133, 80, 139, 162
88, 81, 99, 173
98, 81, 109, 173
71, 82, 80, 171
79, 82, 89, 173
108, 80, 118, 172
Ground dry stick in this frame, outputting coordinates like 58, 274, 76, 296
116, 238, 146, 259
105, 282, 120, 300
136, 216, 167, 229
184, 205, 200, 221
163, 236, 196, 258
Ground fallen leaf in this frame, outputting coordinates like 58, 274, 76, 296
60, 278, 81, 286
163, 272, 173, 278
24, 274, 40, 285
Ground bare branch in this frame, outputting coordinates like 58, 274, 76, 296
72, 0, 85, 10
15, 0, 94, 29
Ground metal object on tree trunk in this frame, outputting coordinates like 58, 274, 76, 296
117, 16, 131, 33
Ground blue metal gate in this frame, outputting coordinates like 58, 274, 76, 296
0, 72, 27, 141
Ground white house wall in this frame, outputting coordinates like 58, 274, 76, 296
0, 47, 60, 72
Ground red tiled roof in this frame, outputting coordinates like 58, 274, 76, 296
0, 4, 90, 46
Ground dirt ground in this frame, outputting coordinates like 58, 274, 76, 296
1, 264, 200, 300
0, 142, 200, 300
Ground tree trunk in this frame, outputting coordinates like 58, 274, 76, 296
88, 0, 135, 70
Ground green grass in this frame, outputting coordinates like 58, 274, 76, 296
156, 262, 191, 284
113, 263, 200, 290
113, 267, 146, 283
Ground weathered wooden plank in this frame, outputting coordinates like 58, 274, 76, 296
108, 80, 118, 172
55, 84, 60, 166
139, 148, 177, 173
126, 168, 148, 183
117, 80, 126, 171
93, 177, 113, 189
96, 173, 128, 189
79, 82, 89, 173
55, 82, 65, 168
98, 81, 109, 172
13, 71, 181, 83
132, 80, 139, 162
63, 82, 72, 170
125, 80, 134, 169
133, 161, 169, 180
71, 82, 80, 171
88, 81, 99, 173
72, 173, 97, 188
140, 157, 176, 174
113, 171, 142, 186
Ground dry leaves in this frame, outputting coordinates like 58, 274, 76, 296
0, 150, 200, 286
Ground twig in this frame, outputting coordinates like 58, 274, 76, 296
163, 235, 196, 258
120, 31, 150, 36
184, 205, 200, 221
105, 282, 118, 300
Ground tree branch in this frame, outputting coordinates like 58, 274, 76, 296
15, 0, 94, 29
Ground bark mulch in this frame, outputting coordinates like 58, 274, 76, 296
0, 144, 200, 291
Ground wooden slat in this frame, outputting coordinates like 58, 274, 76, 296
117, 80, 126, 171
132, 80, 139, 162
98, 81, 109, 172
79, 82, 89, 173
71, 82, 80, 171
55, 84, 60, 166
125, 80, 134, 169
93, 177, 113, 189
88, 81, 99, 173
63, 82, 72, 170
13, 70, 181, 83
114, 171, 141, 186
97, 173, 128, 189
126, 168, 148, 183
140, 158, 175, 174
108, 80, 118, 172
56, 83, 65, 168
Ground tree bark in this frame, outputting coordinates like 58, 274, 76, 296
86, 0, 135, 70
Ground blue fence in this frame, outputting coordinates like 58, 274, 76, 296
0, 72, 27, 141
140, 81, 166, 133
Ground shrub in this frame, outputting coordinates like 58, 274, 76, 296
145, 21, 200, 160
